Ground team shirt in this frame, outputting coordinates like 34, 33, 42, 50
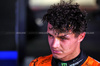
29, 51, 100, 66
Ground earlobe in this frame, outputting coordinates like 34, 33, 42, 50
78, 32, 86, 42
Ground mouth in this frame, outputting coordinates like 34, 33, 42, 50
52, 50, 62, 54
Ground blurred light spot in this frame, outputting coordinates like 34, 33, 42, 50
35, 18, 43, 27
29, 0, 60, 7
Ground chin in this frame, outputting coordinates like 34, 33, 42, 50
53, 53, 64, 59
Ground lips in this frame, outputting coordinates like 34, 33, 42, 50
52, 50, 62, 54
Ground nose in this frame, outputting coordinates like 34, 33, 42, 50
52, 38, 60, 48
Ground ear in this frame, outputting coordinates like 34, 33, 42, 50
78, 32, 86, 42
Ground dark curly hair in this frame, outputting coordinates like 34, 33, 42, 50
43, 1, 87, 36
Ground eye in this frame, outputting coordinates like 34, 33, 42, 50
48, 33, 54, 38
59, 37, 68, 40
60, 37, 66, 40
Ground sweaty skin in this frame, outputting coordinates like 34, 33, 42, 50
47, 23, 86, 61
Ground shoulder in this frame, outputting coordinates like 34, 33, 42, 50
81, 56, 100, 66
29, 54, 53, 66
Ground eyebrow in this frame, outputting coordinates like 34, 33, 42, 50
48, 33, 52, 35
47, 32, 69, 38
57, 35, 68, 39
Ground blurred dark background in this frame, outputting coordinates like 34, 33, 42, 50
0, 0, 100, 66
0, 0, 17, 66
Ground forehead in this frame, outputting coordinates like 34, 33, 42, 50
47, 23, 73, 36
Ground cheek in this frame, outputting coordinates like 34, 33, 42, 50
61, 41, 71, 50
61, 39, 78, 51
48, 36, 53, 46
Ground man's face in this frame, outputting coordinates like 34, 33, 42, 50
47, 23, 85, 61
